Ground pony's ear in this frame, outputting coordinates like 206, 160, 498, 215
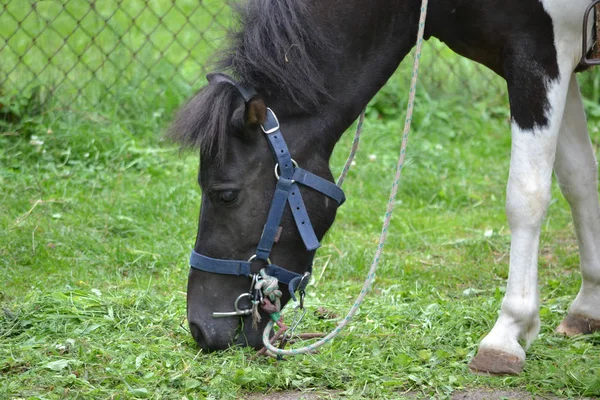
230, 97, 267, 141
244, 97, 267, 127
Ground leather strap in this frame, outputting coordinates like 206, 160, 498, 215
206, 72, 258, 102
287, 182, 320, 251
190, 250, 251, 276
255, 177, 294, 260
293, 168, 346, 205
189, 250, 311, 300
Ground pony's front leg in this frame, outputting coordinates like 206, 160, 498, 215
469, 63, 572, 375
554, 74, 600, 336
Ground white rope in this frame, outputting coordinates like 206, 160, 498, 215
262, 0, 429, 355
337, 108, 365, 187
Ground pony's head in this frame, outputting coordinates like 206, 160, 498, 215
169, 0, 346, 351
169, 73, 341, 350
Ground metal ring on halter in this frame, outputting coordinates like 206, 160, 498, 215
213, 293, 253, 318
274, 159, 299, 180
248, 254, 272, 265
234, 293, 252, 313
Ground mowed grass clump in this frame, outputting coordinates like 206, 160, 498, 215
3, 54, 600, 399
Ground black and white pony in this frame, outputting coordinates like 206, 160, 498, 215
169, 0, 600, 375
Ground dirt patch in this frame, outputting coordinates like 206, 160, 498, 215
244, 391, 339, 400
452, 388, 568, 399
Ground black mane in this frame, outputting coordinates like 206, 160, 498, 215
220, 0, 336, 109
169, 82, 239, 161
168, 0, 336, 158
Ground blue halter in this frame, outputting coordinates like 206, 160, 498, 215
189, 73, 345, 300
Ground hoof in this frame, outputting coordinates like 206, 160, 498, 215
556, 314, 600, 336
469, 348, 524, 375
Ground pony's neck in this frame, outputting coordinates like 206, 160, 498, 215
264, 0, 423, 158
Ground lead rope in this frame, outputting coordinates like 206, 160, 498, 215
260, 0, 430, 356
337, 108, 365, 187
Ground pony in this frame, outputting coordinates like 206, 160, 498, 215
169, 0, 600, 375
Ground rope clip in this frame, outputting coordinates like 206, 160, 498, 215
299, 289, 306, 310
285, 300, 308, 339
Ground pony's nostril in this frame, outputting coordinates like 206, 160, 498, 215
189, 322, 210, 350
189, 320, 234, 351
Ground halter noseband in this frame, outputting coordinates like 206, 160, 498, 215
189, 73, 345, 301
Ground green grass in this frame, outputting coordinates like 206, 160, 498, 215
3, 1, 600, 398
3, 67, 600, 399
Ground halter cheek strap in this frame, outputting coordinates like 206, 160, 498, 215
189, 75, 345, 300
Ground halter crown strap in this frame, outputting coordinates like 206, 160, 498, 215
206, 72, 258, 102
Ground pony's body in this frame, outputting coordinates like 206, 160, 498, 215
170, 0, 600, 375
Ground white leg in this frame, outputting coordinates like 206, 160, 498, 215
469, 1, 590, 374
470, 69, 572, 375
554, 75, 600, 335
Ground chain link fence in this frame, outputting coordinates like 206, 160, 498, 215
1, 0, 508, 109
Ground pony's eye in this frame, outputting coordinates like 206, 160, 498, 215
217, 190, 239, 205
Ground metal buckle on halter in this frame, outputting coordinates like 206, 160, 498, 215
274, 159, 299, 181
261, 108, 280, 134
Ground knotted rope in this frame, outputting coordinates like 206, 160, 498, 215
254, 269, 284, 325
259, 0, 430, 356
